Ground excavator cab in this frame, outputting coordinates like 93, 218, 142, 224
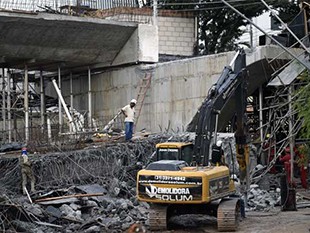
156, 142, 194, 165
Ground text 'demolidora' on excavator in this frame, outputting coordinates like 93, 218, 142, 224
136, 49, 249, 231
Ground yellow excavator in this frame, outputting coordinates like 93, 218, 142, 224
137, 49, 250, 231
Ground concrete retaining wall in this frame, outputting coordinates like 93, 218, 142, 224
58, 51, 236, 133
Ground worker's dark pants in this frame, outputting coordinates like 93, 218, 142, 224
240, 198, 245, 218
125, 122, 134, 141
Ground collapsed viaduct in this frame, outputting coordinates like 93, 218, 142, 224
0, 10, 301, 142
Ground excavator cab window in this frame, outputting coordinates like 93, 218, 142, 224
181, 144, 194, 165
157, 148, 179, 161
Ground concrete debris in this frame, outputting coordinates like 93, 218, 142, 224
0, 132, 308, 232
246, 184, 281, 211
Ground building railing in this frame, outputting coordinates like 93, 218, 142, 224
0, 0, 138, 12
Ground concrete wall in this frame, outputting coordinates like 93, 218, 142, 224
58, 51, 236, 133
53, 45, 302, 134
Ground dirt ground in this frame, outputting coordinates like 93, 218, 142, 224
158, 207, 310, 233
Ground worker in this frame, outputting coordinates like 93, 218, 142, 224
19, 147, 35, 195
295, 145, 308, 189
279, 147, 296, 187
211, 140, 224, 165
121, 99, 137, 141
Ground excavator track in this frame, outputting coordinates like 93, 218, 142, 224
148, 204, 168, 231
217, 198, 240, 232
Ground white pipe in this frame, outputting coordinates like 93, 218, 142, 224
52, 79, 76, 133
47, 115, 52, 142
24, 65, 29, 142
88, 67, 92, 129
58, 66, 62, 132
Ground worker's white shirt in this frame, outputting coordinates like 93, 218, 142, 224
122, 104, 135, 122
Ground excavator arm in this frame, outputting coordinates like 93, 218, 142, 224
192, 49, 249, 175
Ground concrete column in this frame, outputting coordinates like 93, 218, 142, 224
58, 66, 62, 132
40, 70, 45, 133
7, 70, 11, 143
24, 65, 29, 142
88, 67, 92, 129
2, 68, 6, 135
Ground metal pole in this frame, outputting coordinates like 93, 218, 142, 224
259, 86, 263, 145
289, 86, 294, 185
7, 70, 11, 143
221, 0, 310, 70
88, 67, 92, 129
250, 23, 253, 50
2, 68, 6, 136
58, 66, 62, 133
52, 79, 76, 133
153, 0, 157, 26
24, 65, 29, 142
40, 70, 45, 133
70, 72, 73, 114
260, 0, 310, 54
70, 72, 74, 133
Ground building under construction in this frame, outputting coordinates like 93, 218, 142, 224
0, 0, 310, 232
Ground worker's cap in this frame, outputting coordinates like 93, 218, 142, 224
130, 99, 137, 104
216, 140, 223, 147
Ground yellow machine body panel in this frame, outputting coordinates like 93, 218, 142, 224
137, 165, 235, 204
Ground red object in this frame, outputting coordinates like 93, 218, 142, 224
300, 166, 308, 189
280, 151, 293, 185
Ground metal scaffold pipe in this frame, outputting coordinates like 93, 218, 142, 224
7, 70, 11, 143
24, 65, 29, 142
221, 0, 310, 70
40, 70, 45, 133
88, 67, 92, 129
259, 0, 310, 54
52, 78, 77, 133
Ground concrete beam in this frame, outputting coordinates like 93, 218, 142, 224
0, 11, 142, 71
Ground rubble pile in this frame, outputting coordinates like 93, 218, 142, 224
247, 184, 281, 211
0, 184, 150, 233
0, 133, 194, 232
